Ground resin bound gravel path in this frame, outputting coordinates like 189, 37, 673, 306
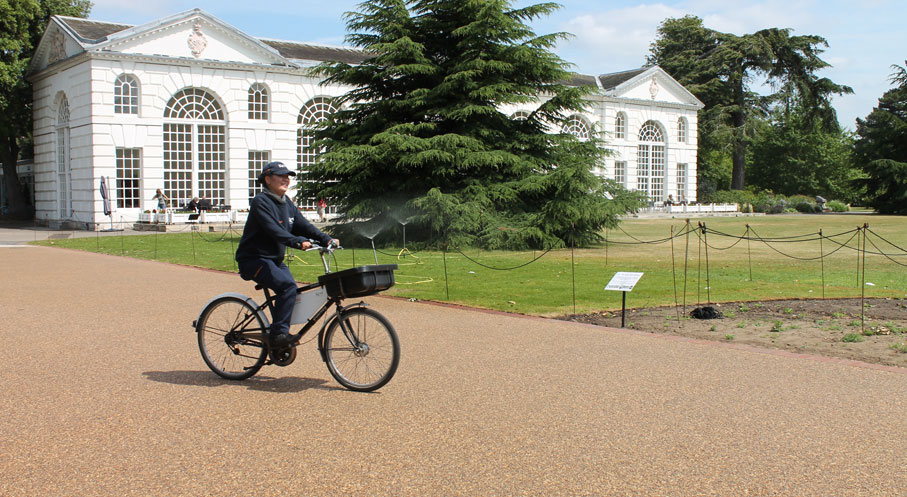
2, 245, 907, 496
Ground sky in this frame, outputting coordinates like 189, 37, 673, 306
86, 0, 906, 130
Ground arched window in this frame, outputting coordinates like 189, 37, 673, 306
637, 121, 666, 201
615, 112, 627, 139
297, 97, 338, 211
511, 110, 530, 121
248, 83, 269, 120
677, 117, 687, 143
164, 88, 224, 120
114, 74, 139, 114
163, 88, 226, 208
56, 94, 72, 218
564, 115, 591, 140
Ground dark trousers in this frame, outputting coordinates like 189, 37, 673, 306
238, 258, 297, 336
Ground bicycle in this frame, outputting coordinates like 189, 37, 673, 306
193, 244, 400, 392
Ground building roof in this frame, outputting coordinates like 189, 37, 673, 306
57, 16, 131, 43
562, 73, 598, 88
53, 15, 368, 66
597, 68, 649, 91
49, 15, 645, 93
259, 40, 367, 65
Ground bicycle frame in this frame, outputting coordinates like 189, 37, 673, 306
247, 246, 368, 362
259, 284, 368, 356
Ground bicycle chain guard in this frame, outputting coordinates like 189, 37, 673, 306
269, 346, 297, 367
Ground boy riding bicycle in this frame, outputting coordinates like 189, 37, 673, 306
235, 161, 339, 348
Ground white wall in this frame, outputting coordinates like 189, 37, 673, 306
32, 61, 93, 226
34, 55, 700, 226
39, 58, 353, 225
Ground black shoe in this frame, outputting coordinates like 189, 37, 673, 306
268, 332, 298, 348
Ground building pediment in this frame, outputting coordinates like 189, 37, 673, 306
29, 18, 91, 73
29, 9, 296, 75
600, 66, 703, 109
91, 9, 294, 67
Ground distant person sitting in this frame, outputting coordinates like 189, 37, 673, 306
197, 196, 212, 211
186, 197, 199, 212
664, 194, 675, 206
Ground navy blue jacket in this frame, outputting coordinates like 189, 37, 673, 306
235, 192, 332, 264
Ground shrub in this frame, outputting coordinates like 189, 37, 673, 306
827, 200, 850, 212
712, 190, 757, 206
766, 198, 788, 214
708, 190, 848, 214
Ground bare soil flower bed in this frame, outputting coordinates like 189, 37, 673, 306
561, 298, 907, 368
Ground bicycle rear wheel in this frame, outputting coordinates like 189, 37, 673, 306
197, 296, 268, 380
323, 307, 400, 392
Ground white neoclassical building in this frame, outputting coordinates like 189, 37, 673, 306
28, 9, 703, 228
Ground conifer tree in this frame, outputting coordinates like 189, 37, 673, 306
303, 0, 642, 248
853, 62, 907, 214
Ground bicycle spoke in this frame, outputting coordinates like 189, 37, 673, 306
202, 325, 230, 336
324, 308, 399, 391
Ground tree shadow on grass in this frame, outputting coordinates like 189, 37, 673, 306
142, 370, 347, 393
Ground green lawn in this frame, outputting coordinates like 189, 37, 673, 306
37, 214, 906, 316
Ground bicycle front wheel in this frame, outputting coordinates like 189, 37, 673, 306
323, 307, 400, 392
197, 296, 268, 380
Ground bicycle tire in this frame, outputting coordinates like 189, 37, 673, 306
323, 307, 400, 392
197, 296, 268, 380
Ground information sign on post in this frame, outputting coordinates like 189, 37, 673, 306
605, 272, 644, 328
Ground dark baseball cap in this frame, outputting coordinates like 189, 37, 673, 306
258, 161, 296, 183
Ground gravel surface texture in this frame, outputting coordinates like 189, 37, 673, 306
2, 246, 907, 496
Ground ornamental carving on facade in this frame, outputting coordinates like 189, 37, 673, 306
187, 21, 208, 58
649, 77, 659, 100
49, 28, 66, 63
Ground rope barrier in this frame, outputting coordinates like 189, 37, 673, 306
194, 229, 231, 243
452, 246, 553, 271
820, 229, 899, 257
740, 226, 860, 261
66, 217, 905, 315
705, 227, 828, 242
866, 229, 907, 257
695, 227, 748, 251
864, 233, 907, 268
613, 222, 694, 244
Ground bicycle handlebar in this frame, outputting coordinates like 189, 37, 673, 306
303, 241, 342, 253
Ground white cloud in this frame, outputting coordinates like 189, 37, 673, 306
554, 0, 833, 74
695, 0, 821, 35
558, 4, 686, 74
